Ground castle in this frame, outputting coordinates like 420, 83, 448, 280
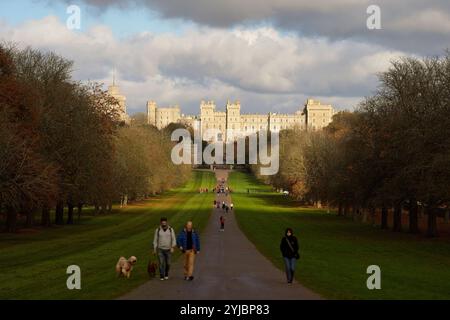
147, 99, 335, 142
107, 78, 335, 141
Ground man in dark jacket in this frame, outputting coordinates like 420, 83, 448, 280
177, 221, 201, 281
280, 228, 300, 284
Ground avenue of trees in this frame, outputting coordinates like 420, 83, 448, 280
0, 45, 190, 232
254, 53, 450, 237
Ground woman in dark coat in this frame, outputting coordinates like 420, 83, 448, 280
280, 228, 300, 284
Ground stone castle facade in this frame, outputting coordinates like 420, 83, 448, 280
146, 98, 335, 142
107, 77, 335, 139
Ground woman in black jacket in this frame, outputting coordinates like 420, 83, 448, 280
280, 228, 300, 284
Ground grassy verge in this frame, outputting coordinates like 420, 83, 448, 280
0, 170, 215, 300
229, 170, 450, 299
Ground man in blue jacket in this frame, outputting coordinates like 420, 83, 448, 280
177, 221, 200, 281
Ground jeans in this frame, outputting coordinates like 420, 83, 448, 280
283, 257, 297, 283
157, 248, 172, 278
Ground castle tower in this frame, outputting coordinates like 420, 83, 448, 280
107, 70, 128, 122
200, 100, 216, 138
147, 101, 157, 126
226, 99, 241, 141
304, 98, 334, 131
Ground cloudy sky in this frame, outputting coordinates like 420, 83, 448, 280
0, 1, 449, 114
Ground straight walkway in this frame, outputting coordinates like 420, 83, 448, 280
120, 169, 321, 300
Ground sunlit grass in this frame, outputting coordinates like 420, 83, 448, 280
0, 170, 215, 300
229, 170, 450, 300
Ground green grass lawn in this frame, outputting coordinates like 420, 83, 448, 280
0, 170, 215, 300
229, 170, 450, 300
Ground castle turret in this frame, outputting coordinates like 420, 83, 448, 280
304, 98, 334, 131
107, 70, 128, 122
226, 100, 241, 141
147, 101, 157, 126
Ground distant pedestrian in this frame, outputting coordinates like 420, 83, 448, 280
177, 221, 201, 281
280, 228, 299, 284
220, 216, 225, 231
225, 205, 229, 213
230, 203, 234, 210
153, 217, 177, 280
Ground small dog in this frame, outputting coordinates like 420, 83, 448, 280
115, 256, 137, 278
147, 260, 158, 278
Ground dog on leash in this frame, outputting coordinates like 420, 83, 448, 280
147, 260, 158, 278
115, 256, 137, 278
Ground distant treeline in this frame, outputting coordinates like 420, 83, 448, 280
0, 45, 190, 232
253, 52, 450, 237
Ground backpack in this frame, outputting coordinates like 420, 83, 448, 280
156, 226, 174, 248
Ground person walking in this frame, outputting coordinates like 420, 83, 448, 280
280, 228, 300, 284
153, 217, 177, 280
177, 221, 201, 281
219, 216, 225, 231
230, 203, 234, 211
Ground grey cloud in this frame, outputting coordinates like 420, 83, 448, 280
63, 0, 450, 55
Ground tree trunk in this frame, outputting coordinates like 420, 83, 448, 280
426, 206, 438, 237
408, 199, 419, 234
393, 204, 402, 232
41, 205, 51, 227
77, 203, 83, 221
94, 203, 99, 216
5, 207, 17, 233
338, 202, 343, 216
343, 203, 349, 217
361, 208, 368, 223
370, 207, 376, 226
67, 202, 74, 225
25, 210, 34, 228
418, 205, 424, 218
55, 200, 64, 225
381, 206, 388, 229
352, 205, 358, 221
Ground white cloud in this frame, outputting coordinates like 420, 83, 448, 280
0, 15, 405, 114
